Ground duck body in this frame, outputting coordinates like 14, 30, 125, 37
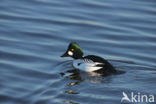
61, 42, 117, 75
73, 55, 116, 75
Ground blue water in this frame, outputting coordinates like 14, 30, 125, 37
0, 0, 156, 104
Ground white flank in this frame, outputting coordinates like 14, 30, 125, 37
73, 59, 104, 72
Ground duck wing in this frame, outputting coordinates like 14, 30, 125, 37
83, 55, 117, 74
83, 55, 105, 63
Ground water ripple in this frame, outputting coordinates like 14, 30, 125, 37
0, 0, 156, 104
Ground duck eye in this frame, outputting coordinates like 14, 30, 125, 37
71, 49, 74, 51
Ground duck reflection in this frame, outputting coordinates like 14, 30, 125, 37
60, 68, 122, 84
59, 68, 125, 104
64, 100, 79, 104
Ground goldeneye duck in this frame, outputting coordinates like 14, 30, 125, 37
61, 42, 117, 75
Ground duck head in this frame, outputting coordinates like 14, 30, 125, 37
61, 42, 84, 59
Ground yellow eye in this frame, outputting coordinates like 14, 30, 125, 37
71, 49, 74, 51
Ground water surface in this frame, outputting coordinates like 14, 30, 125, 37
0, 0, 156, 104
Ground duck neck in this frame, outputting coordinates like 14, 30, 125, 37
73, 55, 83, 59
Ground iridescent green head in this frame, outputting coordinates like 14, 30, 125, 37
61, 42, 83, 59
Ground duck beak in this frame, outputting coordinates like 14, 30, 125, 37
61, 52, 69, 57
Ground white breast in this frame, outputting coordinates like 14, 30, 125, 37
73, 59, 104, 72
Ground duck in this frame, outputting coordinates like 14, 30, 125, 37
61, 42, 117, 76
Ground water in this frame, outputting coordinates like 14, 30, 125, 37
0, 0, 156, 104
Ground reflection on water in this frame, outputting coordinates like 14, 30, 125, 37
60, 68, 117, 84
0, 0, 156, 104
64, 100, 79, 104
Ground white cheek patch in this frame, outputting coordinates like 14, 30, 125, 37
68, 51, 73, 56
